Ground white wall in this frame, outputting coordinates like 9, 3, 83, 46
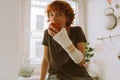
0, 0, 20, 80
85, 0, 120, 80
86, 0, 120, 43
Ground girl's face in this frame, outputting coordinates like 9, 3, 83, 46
48, 11, 67, 28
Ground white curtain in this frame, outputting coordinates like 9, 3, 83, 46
77, 0, 87, 33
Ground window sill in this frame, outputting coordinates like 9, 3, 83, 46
17, 75, 40, 80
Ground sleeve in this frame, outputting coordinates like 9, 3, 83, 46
75, 27, 87, 43
42, 29, 48, 46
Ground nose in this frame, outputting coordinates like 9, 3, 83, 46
51, 14, 57, 22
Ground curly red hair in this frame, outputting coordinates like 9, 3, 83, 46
46, 1, 75, 26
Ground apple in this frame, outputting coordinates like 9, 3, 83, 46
50, 23, 61, 31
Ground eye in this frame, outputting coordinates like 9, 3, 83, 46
48, 13, 54, 17
56, 13, 62, 16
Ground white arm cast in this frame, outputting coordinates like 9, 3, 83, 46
53, 28, 83, 64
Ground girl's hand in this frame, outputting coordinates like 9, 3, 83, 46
48, 23, 61, 36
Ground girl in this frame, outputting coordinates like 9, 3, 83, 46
40, 1, 93, 80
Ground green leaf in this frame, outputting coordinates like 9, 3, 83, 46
90, 54, 94, 57
88, 47, 94, 52
85, 59, 90, 62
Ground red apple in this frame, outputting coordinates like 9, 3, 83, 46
50, 23, 61, 31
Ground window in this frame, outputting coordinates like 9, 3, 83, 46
23, 0, 80, 74
30, 0, 50, 65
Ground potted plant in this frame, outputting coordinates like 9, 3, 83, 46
84, 42, 94, 64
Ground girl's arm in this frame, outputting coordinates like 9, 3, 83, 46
40, 46, 49, 80
76, 42, 85, 66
